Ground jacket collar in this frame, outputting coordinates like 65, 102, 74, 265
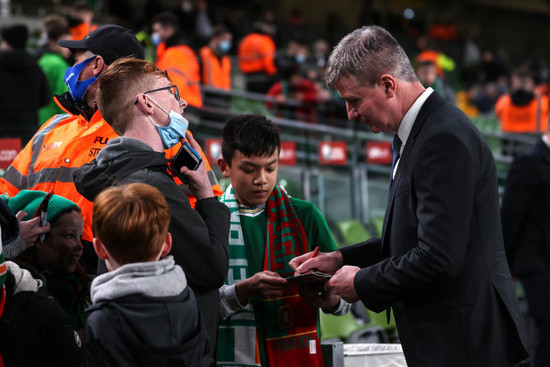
54, 92, 96, 121
534, 137, 550, 163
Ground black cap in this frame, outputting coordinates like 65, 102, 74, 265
58, 24, 144, 65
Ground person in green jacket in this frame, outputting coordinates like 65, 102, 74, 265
38, 14, 73, 126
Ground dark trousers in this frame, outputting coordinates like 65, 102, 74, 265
521, 274, 550, 367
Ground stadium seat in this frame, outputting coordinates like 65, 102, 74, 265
370, 216, 385, 237
319, 312, 364, 342
335, 219, 371, 247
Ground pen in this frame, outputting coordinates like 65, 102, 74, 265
309, 246, 320, 259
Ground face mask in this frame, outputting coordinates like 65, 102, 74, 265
146, 96, 189, 149
64, 55, 100, 103
151, 33, 161, 47
218, 40, 231, 54
182, 1, 192, 12
295, 53, 306, 64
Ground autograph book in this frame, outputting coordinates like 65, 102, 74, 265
285, 271, 332, 286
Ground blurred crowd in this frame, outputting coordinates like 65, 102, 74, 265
3, 0, 550, 144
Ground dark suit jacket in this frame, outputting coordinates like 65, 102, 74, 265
501, 138, 550, 276
340, 92, 528, 366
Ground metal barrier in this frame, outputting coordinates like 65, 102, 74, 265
194, 86, 536, 230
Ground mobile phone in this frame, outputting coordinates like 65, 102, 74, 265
170, 141, 203, 181
32, 190, 53, 244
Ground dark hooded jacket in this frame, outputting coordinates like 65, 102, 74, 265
74, 137, 229, 356
82, 257, 212, 367
0, 262, 82, 367
0, 49, 50, 145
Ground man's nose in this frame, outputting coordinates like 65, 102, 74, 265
254, 171, 268, 185
346, 104, 357, 121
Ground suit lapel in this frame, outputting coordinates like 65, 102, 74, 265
538, 139, 550, 163
381, 92, 446, 247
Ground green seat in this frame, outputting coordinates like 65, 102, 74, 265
364, 308, 398, 342
370, 216, 384, 237
319, 312, 364, 342
230, 96, 271, 116
335, 219, 371, 247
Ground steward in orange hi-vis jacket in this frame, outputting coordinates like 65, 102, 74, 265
156, 42, 203, 108
199, 25, 233, 91
0, 25, 221, 272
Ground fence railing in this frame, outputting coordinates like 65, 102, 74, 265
195, 86, 538, 234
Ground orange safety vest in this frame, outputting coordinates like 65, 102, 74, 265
156, 43, 203, 108
69, 22, 98, 41
495, 94, 549, 133
199, 46, 231, 90
237, 33, 276, 75
0, 98, 221, 244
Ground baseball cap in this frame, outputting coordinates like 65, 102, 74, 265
58, 24, 144, 65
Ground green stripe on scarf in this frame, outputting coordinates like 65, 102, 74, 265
217, 185, 259, 367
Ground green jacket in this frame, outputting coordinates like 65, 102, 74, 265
38, 52, 69, 125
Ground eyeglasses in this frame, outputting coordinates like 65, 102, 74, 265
136, 85, 180, 104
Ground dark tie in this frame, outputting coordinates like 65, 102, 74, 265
390, 134, 402, 185
385, 134, 402, 324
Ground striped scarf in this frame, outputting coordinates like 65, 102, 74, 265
217, 185, 323, 367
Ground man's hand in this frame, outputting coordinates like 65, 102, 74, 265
179, 133, 213, 200
298, 284, 340, 313
16, 211, 50, 248
326, 265, 360, 303
235, 271, 288, 305
289, 249, 344, 275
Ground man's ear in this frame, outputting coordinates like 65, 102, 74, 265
217, 157, 230, 178
93, 238, 109, 261
160, 232, 172, 258
135, 94, 154, 115
91, 55, 105, 77
379, 74, 396, 97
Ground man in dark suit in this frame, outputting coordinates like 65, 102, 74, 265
290, 25, 528, 367
501, 130, 550, 367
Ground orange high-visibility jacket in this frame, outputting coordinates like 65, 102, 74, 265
69, 22, 97, 41
0, 98, 221, 244
495, 94, 549, 133
237, 33, 276, 75
199, 46, 231, 90
156, 43, 203, 108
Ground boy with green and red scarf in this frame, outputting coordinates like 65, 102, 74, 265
216, 114, 350, 367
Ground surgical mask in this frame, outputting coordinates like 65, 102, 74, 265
151, 33, 161, 47
218, 40, 231, 54
64, 55, 100, 103
182, 1, 192, 12
295, 53, 306, 64
146, 96, 189, 149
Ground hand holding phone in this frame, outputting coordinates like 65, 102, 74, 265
32, 190, 53, 244
169, 141, 203, 182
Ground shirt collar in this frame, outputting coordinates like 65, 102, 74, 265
397, 87, 434, 152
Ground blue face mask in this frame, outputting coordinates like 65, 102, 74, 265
295, 53, 306, 64
218, 40, 232, 54
151, 33, 161, 47
64, 55, 100, 103
147, 97, 189, 149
